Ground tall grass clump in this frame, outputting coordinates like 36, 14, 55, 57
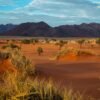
1, 43, 35, 76
0, 71, 86, 100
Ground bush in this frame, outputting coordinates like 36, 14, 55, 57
45, 38, 49, 43
21, 39, 31, 44
76, 50, 95, 56
21, 39, 39, 44
56, 40, 66, 50
77, 39, 85, 48
1, 44, 21, 50
55, 48, 96, 60
37, 47, 43, 56
0, 45, 35, 76
96, 38, 100, 45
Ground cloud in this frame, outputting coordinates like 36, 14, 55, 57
0, 0, 14, 6
0, 0, 100, 26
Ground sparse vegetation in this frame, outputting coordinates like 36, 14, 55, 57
21, 39, 32, 44
96, 38, 100, 46
1, 44, 35, 76
76, 50, 95, 56
37, 47, 44, 56
77, 39, 85, 48
55, 48, 96, 60
21, 39, 39, 44
0, 45, 87, 100
0, 38, 99, 100
1, 43, 21, 50
45, 38, 50, 43
56, 40, 67, 50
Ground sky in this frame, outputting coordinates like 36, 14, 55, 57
0, 0, 100, 26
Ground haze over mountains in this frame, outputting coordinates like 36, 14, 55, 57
0, 22, 100, 37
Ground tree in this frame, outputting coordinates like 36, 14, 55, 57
57, 40, 66, 50
37, 47, 43, 56
96, 38, 100, 46
45, 38, 49, 43
77, 39, 85, 48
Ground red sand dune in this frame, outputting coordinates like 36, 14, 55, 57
58, 53, 77, 61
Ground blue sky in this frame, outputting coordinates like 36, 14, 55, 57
0, 0, 100, 26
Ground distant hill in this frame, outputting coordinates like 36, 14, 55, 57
0, 22, 100, 37
0, 24, 16, 33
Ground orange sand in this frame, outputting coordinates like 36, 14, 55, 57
0, 59, 17, 74
58, 53, 77, 61
0, 40, 100, 99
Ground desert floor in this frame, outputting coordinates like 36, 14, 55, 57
0, 41, 100, 99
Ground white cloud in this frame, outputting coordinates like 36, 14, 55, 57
27, 0, 46, 7
9, 16, 18, 19
0, 0, 100, 26
97, 6, 100, 8
0, 0, 14, 6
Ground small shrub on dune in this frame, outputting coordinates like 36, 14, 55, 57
96, 38, 100, 46
56, 40, 67, 50
6, 40, 9, 43
37, 47, 44, 56
55, 48, 97, 60
45, 38, 50, 43
21, 39, 31, 44
77, 39, 85, 48
1, 43, 21, 50
76, 50, 95, 56
21, 39, 39, 44
51, 39, 57, 42
33, 39, 39, 44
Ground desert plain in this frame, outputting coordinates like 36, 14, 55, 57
0, 37, 100, 99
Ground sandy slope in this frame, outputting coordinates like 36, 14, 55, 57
21, 43, 100, 99
0, 59, 17, 74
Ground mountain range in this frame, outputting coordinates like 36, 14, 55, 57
0, 22, 100, 37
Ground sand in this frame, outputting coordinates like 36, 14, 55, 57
0, 59, 17, 74
0, 41, 100, 99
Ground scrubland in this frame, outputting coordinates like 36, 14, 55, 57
0, 38, 100, 100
